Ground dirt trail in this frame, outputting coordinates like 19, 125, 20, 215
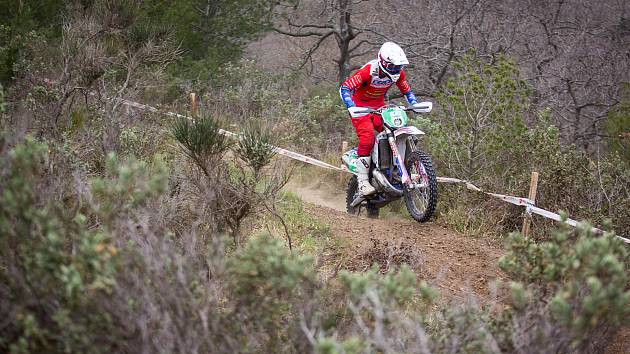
285, 180, 347, 213
285, 180, 505, 302
305, 203, 504, 302
285, 180, 629, 353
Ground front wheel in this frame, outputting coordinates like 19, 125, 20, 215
346, 175, 379, 218
404, 150, 438, 222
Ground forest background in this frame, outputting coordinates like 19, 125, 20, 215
1, 1, 629, 353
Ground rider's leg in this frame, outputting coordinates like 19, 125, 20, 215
351, 114, 377, 196
352, 113, 378, 156
372, 114, 384, 133
355, 156, 376, 195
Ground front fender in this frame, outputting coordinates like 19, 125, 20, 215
393, 126, 425, 138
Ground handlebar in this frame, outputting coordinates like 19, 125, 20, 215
350, 102, 433, 115
357, 106, 411, 114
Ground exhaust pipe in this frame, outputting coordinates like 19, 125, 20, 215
350, 171, 401, 208
350, 195, 365, 208
372, 170, 404, 197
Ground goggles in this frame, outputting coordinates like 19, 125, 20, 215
380, 56, 404, 74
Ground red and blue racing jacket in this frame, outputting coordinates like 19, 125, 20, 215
339, 59, 417, 109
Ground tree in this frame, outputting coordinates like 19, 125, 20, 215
273, 0, 382, 83
431, 52, 530, 181
375, 0, 487, 96
0, 0, 64, 84
272, 0, 495, 90
604, 85, 630, 163
268, 0, 629, 155
499, 0, 630, 151
141, 0, 275, 78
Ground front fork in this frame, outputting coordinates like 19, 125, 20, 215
387, 132, 412, 186
387, 132, 426, 189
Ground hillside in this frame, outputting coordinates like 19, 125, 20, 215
288, 183, 503, 300
287, 180, 629, 353
2, 1, 629, 352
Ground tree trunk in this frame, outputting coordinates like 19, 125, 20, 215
336, 0, 353, 84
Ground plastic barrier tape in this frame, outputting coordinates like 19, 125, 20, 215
436, 177, 630, 244
111, 97, 346, 172
114, 97, 629, 244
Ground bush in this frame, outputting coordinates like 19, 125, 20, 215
171, 113, 231, 177
499, 223, 629, 353
171, 112, 289, 245
0, 137, 121, 353
236, 120, 276, 174
227, 234, 315, 350
2, 137, 624, 353
431, 51, 530, 183
0, 136, 239, 353
428, 52, 630, 237
528, 133, 630, 236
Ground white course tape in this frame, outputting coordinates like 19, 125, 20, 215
436, 177, 630, 244
114, 97, 629, 244
438, 177, 534, 208
527, 205, 630, 244
437, 176, 482, 191
268, 145, 345, 171
114, 97, 345, 171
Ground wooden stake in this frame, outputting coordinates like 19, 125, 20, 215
340, 141, 348, 183
189, 92, 197, 118
522, 171, 539, 237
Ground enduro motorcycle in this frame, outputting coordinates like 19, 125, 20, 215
341, 102, 438, 222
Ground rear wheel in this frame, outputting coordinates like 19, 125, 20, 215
404, 150, 438, 222
346, 175, 379, 218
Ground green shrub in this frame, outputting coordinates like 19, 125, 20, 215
236, 120, 276, 174
227, 233, 315, 350
493, 116, 630, 236
172, 113, 231, 176
431, 51, 530, 182
338, 265, 429, 307
91, 152, 168, 223
0, 137, 121, 353
172, 111, 290, 245
228, 233, 314, 302
427, 52, 630, 237
299, 93, 351, 154
499, 223, 629, 352
301, 265, 442, 354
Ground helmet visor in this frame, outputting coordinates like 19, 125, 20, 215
380, 55, 404, 75
384, 62, 403, 74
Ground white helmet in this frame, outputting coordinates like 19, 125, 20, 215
377, 42, 409, 81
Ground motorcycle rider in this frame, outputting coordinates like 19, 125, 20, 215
339, 42, 419, 196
